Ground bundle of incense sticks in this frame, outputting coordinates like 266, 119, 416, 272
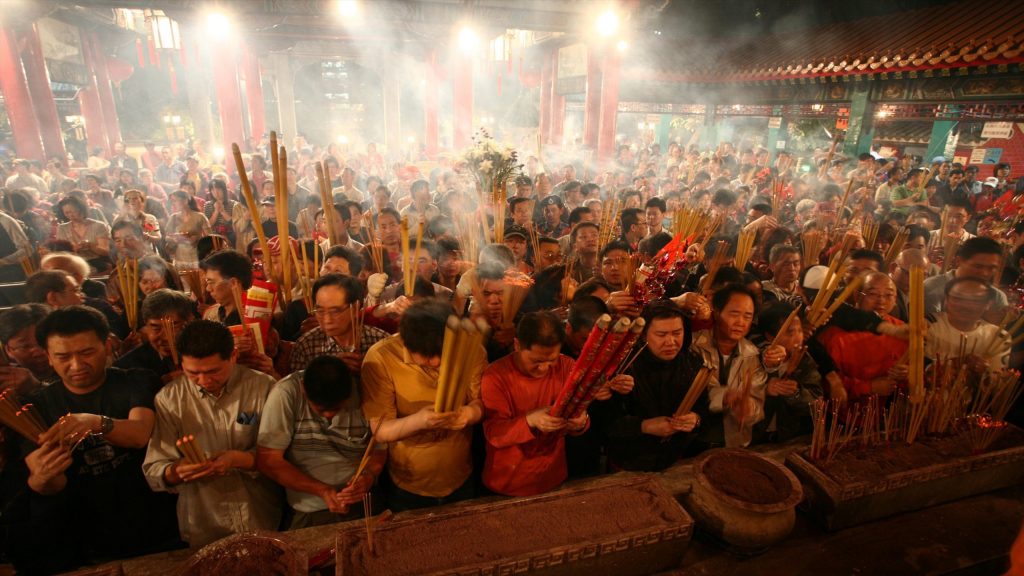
817, 134, 840, 180
315, 161, 338, 246
349, 301, 364, 350
296, 243, 314, 312
270, 134, 294, 305
810, 274, 863, 329
434, 317, 490, 413
178, 268, 206, 303
552, 315, 646, 419
806, 256, 848, 329
0, 389, 47, 444
527, 219, 542, 268
734, 229, 756, 272
673, 367, 712, 418
862, 218, 880, 251
232, 144, 273, 275
362, 212, 385, 274
801, 230, 826, 269
613, 341, 648, 378
231, 283, 246, 320
492, 180, 507, 243
19, 256, 34, 278
116, 258, 139, 330
883, 225, 910, 268
363, 493, 375, 555
827, 178, 857, 240
401, 217, 414, 296
923, 357, 971, 436
770, 305, 803, 348
905, 264, 927, 444
809, 399, 860, 464
176, 434, 207, 465
500, 274, 534, 329
348, 417, 384, 490
966, 369, 1022, 452
161, 317, 180, 366
698, 240, 730, 292
598, 196, 621, 250
672, 206, 711, 240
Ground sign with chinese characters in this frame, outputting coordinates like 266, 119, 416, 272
981, 122, 1014, 140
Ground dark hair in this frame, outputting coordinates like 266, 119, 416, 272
621, 208, 643, 232
957, 236, 1002, 261
312, 273, 365, 304
642, 299, 686, 326
0, 303, 51, 344
509, 197, 532, 212
410, 179, 430, 196
640, 231, 673, 258
200, 250, 254, 289
378, 207, 401, 224
399, 300, 451, 357
600, 240, 632, 260
414, 238, 440, 261
516, 310, 565, 348
944, 275, 996, 302
946, 197, 973, 215
208, 179, 232, 202
36, 305, 110, 347
567, 296, 608, 332
56, 195, 88, 219
476, 260, 506, 282
567, 206, 591, 226
569, 221, 599, 243
573, 277, 612, 300
758, 301, 800, 335
905, 224, 929, 246
170, 189, 199, 211
302, 355, 354, 409
331, 202, 352, 223
711, 283, 758, 314
177, 320, 234, 360
768, 243, 800, 264
325, 244, 364, 277
645, 197, 667, 212
141, 289, 196, 323
712, 188, 736, 207
709, 266, 744, 289
849, 249, 885, 270
26, 270, 73, 303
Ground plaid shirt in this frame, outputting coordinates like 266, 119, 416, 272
289, 325, 390, 373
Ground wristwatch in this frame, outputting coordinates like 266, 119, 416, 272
99, 415, 114, 435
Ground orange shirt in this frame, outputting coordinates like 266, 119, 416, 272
481, 354, 575, 497
818, 314, 908, 400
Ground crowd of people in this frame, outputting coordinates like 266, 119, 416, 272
0, 134, 1022, 573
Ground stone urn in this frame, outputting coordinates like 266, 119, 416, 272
684, 448, 803, 555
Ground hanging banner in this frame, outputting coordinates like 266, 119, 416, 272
981, 122, 1014, 140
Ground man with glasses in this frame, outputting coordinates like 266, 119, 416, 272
199, 250, 252, 325
819, 272, 908, 404
924, 237, 1008, 315
115, 289, 196, 381
888, 248, 930, 322
926, 277, 1011, 375
290, 274, 388, 373
25, 270, 84, 308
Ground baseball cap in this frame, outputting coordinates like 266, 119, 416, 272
983, 177, 1000, 187
504, 225, 528, 240
802, 265, 830, 291
931, 156, 946, 164
540, 196, 564, 208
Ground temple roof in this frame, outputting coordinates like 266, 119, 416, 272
633, 0, 1024, 84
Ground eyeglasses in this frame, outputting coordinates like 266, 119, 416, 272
860, 291, 897, 301
313, 304, 352, 318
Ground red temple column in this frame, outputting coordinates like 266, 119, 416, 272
210, 40, 245, 172
22, 24, 65, 161
78, 86, 107, 153
424, 52, 439, 158
0, 27, 45, 160
86, 31, 121, 149
538, 50, 551, 146
243, 48, 266, 141
549, 50, 565, 147
583, 47, 602, 152
452, 54, 473, 149
597, 51, 620, 164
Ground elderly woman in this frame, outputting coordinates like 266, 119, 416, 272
55, 195, 111, 259
164, 190, 211, 266
137, 255, 182, 296
113, 188, 162, 246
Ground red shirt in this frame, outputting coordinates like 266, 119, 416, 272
818, 314, 908, 401
481, 354, 575, 497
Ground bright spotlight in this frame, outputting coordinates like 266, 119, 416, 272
596, 9, 619, 37
458, 26, 478, 53
616, 40, 628, 52
207, 11, 230, 33
406, 136, 416, 144
337, 0, 358, 17
213, 146, 225, 160
337, 135, 350, 145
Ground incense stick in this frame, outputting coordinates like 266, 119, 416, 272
232, 144, 273, 275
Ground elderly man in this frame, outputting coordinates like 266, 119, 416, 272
481, 311, 588, 496
115, 289, 196, 379
143, 320, 281, 548
926, 276, 1011, 375
761, 245, 802, 306
818, 272, 908, 403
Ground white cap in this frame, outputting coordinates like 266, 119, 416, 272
983, 177, 1000, 187
802, 265, 830, 291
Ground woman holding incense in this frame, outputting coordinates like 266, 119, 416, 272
113, 189, 161, 248
204, 179, 242, 248
481, 311, 588, 496
752, 302, 823, 444
603, 301, 709, 470
164, 190, 211, 266
55, 195, 111, 260
361, 300, 487, 511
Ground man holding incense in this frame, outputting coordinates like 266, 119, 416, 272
17, 307, 179, 572
361, 300, 487, 511
290, 274, 388, 373
603, 301, 708, 471
923, 237, 1008, 315
690, 284, 777, 448
259, 355, 385, 528
926, 277, 1011, 375
115, 289, 196, 381
480, 311, 588, 496
819, 272, 909, 403
143, 320, 281, 548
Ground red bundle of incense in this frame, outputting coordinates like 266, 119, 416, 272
562, 318, 647, 419
553, 317, 631, 418
551, 314, 611, 413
